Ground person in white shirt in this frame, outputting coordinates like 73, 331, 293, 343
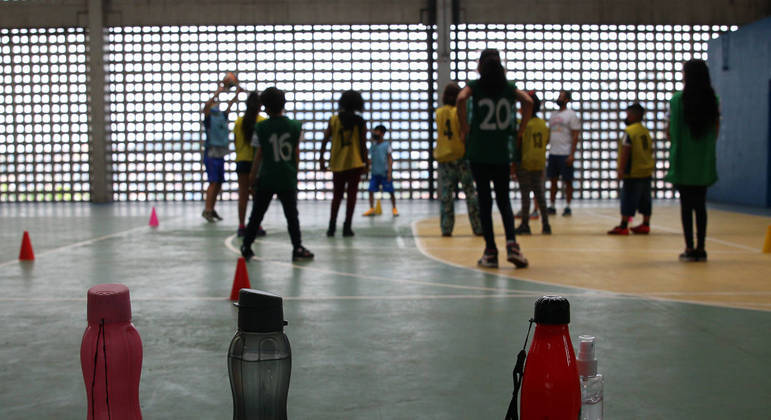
546, 90, 581, 216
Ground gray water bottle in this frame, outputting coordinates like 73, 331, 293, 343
228, 289, 291, 420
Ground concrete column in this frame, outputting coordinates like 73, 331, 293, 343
435, 0, 452, 102
88, 0, 110, 202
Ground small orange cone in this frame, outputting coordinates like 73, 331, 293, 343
229, 257, 251, 301
149, 207, 159, 227
19, 231, 35, 261
763, 225, 771, 254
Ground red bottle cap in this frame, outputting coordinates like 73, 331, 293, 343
87, 283, 132, 324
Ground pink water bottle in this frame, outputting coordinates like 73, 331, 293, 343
80, 284, 143, 420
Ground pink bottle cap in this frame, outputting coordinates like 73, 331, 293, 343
87, 283, 132, 324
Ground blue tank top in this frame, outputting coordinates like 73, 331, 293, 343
205, 107, 229, 148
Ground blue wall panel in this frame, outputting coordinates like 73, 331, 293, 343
708, 16, 771, 207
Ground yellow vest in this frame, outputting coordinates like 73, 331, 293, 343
434, 105, 465, 163
328, 114, 365, 172
619, 122, 654, 178
234, 115, 266, 162
520, 117, 549, 171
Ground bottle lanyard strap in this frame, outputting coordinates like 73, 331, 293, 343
505, 318, 534, 420
90, 319, 112, 420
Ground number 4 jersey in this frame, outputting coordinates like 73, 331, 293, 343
434, 104, 466, 163
252, 116, 302, 192
466, 79, 518, 165
619, 122, 654, 178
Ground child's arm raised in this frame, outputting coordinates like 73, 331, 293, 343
456, 86, 472, 142
514, 88, 534, 144
225, 86, 244, 114
203, 83, 225, 116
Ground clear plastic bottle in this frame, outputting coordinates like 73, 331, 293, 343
577, 335, 604, 420
228, 289, 291, 420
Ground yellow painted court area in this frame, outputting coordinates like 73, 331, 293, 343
413, 204, 771, 311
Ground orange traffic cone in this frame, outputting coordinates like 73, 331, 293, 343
149, 207, 159, 227
19, 231, 35, 261
229, 257, 252, 301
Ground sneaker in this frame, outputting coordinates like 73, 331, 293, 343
363, 208, 377, 217
679, 249, 699, 262
392, 208, 399, 217
202, 210, 216, 223
694, 249, 708, 262
240, 243, 255, 260
292, 246, 315, 262
237, 227, 246, 238
562, 207, 572, 217
343, 224, 355, 237
607, 226, 629, 235
515, 224, 531, 235
256, 226, 267, 237
542, 224, 552, 235
631, 224, 650, 235
506, 241, 529, 268
477, 249, 499, 268
327, 221, 336, 237
529, 209, 540, 220
212, 210, 223, 221
441, 232, 452, 237
546, 207, 557, 215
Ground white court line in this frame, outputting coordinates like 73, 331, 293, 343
224, 234, 580, 295
0, 223, 163, 269
588, 211, 762, 252
0, 293, 594, 303
410, 219, 771, 312
637, 291, 771, 296
413, 245, 751, 254
409, 220, 605, 294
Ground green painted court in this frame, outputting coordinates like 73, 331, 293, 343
2, 202, 770, 419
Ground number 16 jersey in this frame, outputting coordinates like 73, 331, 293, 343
466, 79, 518, 165
252, 116, 302, 192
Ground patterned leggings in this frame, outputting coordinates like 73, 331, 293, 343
517, 169, 549, 226
438, 159, 482, 235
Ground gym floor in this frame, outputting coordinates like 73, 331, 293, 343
1, 200, 770, 419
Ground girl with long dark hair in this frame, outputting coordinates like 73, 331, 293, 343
665, 59, 720, 262
457, 49, 533, 268
319, 90, 370, 237
234, 91, 266, 237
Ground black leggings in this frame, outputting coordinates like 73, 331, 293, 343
470, 162, 516, 251
677, 185, 708, 250
243, 189, 302, 249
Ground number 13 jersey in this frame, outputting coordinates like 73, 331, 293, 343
520, 117, 550, 171
252, 116, 302, 192
466, 79, 518, 165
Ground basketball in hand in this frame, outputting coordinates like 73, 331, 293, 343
223, 72, 238, 88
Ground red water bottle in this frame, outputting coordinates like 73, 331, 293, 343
80, 284, 143, 420
520, 295, 581, 419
